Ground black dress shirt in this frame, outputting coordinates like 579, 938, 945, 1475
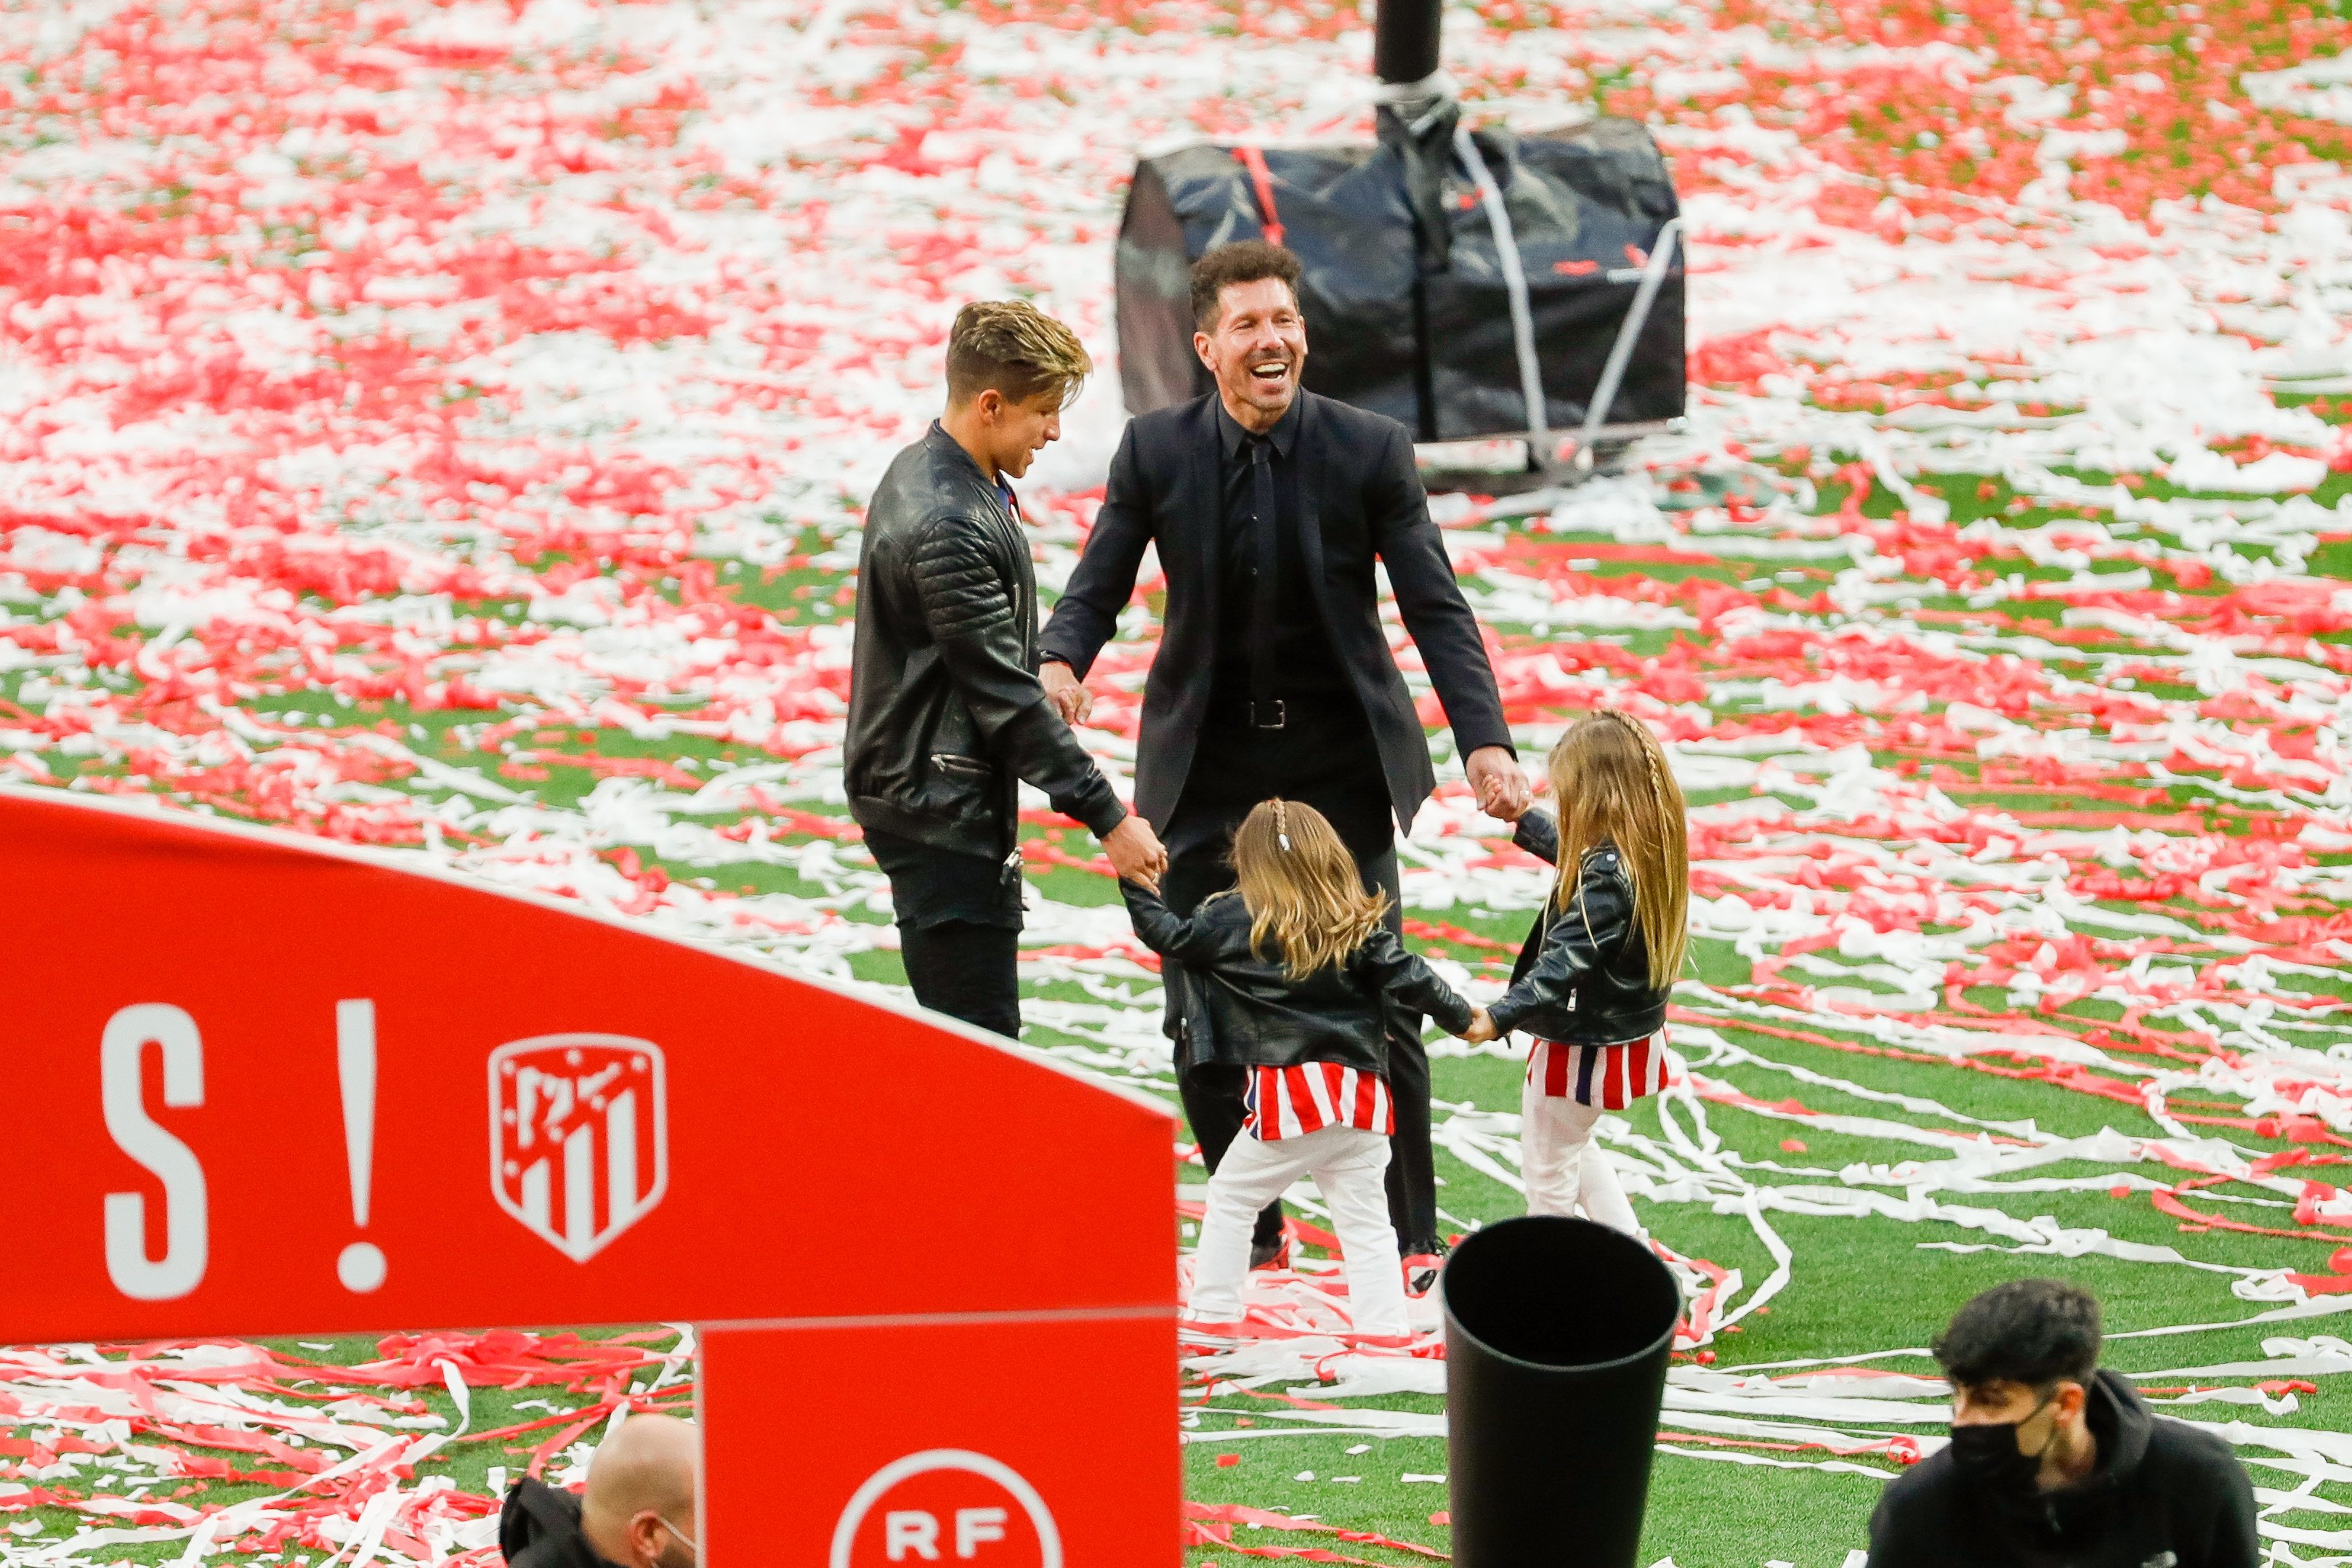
1211, 398, 1350, 709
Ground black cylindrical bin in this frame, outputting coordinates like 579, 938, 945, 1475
1372, 0, 1440, 84
1443, 1217, 1682, 1567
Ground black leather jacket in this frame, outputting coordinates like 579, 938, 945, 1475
1122, 884, 1473, 1073
846, 425, 1126, 854
1487, 812, 1670, 1045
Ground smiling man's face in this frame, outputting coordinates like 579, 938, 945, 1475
1195, 276, 1308, 431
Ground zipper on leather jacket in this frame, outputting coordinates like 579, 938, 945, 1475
929, 752, 991, 780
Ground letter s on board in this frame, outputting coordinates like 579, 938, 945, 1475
100, 1003, 209, 1301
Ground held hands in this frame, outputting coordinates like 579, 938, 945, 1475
1042, 660, 1094, 726
1104, 814, 1168, 892
1054, 660, 1152, 886
1466, 745, 1532, 822
1463, 1006, 1498, 1045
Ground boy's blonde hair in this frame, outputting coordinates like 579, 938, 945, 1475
945, 299, 1092, 411
1229, 799, 1389, 981
1547, 711, 1691, 990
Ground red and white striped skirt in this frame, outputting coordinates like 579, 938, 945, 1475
1243, 1062, 1394, 1141
1525, 1028, 1669, 1110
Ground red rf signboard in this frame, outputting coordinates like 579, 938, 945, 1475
0, 787, 1179, 1562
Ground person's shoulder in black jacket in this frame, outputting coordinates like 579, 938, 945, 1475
1119, 881, 1253, 966
500, 1477, 626, 1568
1307, 388, 1415, 467
1120, 880, 1474, 1043
1484, 808, 1662, 1044
1868, 1370, 2258, 1568
1123, 394, 1200, 460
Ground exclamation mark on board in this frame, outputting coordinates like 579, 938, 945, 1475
336, 999, 388, 1293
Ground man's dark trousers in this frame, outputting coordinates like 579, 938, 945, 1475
1162, 705, 1438, 1255
899, 921, 1022, 1040
867, 828, 1026, 1041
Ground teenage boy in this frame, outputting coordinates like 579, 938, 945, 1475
846, 300, 1167, 1038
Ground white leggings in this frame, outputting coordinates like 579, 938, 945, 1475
1187, 1123, 1410, 1338
1520, 1080, 1642, 1236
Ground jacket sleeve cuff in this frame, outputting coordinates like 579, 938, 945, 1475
1487, 995, 1529, 1038
1430, 991, 1474, 1037
1455, 724, 1515, 759
1080, 795, 1128, 842
1038, 644, 1092, 681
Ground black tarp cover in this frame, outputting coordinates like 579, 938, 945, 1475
1115, 115, 1684, 442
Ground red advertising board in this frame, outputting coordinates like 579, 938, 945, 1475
0, 788, 1179, 1561
702, 1313, 1174, 1564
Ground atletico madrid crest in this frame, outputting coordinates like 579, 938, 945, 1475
488, 1035, 669, 1263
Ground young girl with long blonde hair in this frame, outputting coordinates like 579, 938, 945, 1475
1468, 710, 1689, 1232
1123, 798, 1480, 1341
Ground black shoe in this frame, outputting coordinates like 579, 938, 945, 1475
1249, 1237, 1291, 1272
1399, 1237, 1448, 1298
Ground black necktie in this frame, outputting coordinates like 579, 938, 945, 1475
1248, 437, 1280, 725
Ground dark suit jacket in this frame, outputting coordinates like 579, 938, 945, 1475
1040, 390, 1511, 831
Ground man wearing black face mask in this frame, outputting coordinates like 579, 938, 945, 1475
1867, 1280, 2257, 1568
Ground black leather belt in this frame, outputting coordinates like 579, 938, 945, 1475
1209, 698, 1302, 730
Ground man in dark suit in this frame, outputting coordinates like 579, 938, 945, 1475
1041, 241, 1527, 1284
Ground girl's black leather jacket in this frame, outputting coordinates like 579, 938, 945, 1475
1487, 812, 1670, 1046
1122, 883, 1474, 1074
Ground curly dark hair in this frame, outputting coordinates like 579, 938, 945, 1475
1932, 1279, 2102, 1391
1189, 240, 1303, 331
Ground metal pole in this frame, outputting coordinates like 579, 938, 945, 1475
1455, 126, 1547, 448
1575, 216, 1683, 469
1373, 0, 1442, 86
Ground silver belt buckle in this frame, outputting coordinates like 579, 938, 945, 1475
1250, 699, 1287, 730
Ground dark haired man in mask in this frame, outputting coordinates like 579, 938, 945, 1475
1867, 1279, 2256, 1568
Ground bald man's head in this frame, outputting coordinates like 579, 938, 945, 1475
581, 1414, 699, 1568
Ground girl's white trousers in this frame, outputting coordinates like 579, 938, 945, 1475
1188, 1123, 1410, 1338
